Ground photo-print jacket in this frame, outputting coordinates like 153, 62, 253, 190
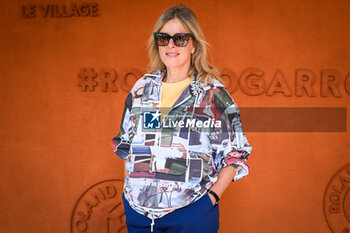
111, 69, 252, 224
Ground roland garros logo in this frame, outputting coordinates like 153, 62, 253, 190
324, 163, 350, 233
71, 179, 127, 233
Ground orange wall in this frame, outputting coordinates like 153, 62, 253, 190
1, 0, 350, 232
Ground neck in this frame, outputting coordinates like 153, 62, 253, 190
163, 65, 190, 83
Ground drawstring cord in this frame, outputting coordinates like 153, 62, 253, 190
146, 212, 155, 232
151, 218, 155, 232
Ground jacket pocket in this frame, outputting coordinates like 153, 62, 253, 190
204, 193, 216, 209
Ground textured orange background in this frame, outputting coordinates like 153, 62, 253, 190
1, 0, 350, 232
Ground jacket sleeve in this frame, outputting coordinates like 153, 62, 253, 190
110, 91, 133, 159
210, 87, 252, 182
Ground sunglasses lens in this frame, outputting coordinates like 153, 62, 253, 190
154, 33, 192, 47
156, 34, 170, 46
173, 34, 189, 47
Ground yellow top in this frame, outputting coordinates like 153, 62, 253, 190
160, 76, 192, 121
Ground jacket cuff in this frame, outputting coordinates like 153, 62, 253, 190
224, 157, 250, 182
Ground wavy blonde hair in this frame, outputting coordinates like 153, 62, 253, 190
147, 4, 221, 84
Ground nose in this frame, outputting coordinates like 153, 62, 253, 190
167, 37, 176, 48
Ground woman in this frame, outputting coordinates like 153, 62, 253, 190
111, 4, 252, 233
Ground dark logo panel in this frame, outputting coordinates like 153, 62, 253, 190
143, 111, 161, 129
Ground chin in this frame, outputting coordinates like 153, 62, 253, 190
164, 62, 183, 69
161, 59, 189, 70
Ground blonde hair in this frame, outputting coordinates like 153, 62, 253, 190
147, 4, 222, 84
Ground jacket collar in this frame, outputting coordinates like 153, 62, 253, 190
151, 69, 203, 97
142, 69, 205, 110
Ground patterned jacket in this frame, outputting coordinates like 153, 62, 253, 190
111, 69, 252, 222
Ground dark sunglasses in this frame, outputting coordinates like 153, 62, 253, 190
153, 32, 194, 47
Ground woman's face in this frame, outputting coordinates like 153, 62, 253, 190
158, 18, 196, 71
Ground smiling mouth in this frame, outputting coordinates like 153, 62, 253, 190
166, 52, 179, 57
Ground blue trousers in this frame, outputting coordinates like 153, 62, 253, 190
122, 193, 219, 233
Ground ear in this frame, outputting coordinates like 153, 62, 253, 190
191, 47, 196, 54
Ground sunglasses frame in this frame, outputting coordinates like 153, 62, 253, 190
153, 32, 194, 47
